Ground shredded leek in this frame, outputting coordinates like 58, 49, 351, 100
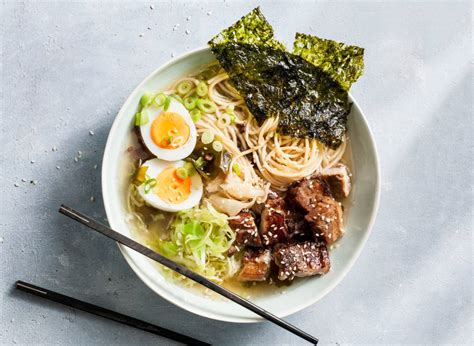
154, 204, 236, 283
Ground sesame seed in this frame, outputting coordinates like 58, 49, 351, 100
56, 166, 60, 170
89, 130, 94, 136
185, 29, 190, 35
14, 183, 19, 187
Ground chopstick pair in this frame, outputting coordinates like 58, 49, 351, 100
15, 280, 209, 345
58, 204, 319, 345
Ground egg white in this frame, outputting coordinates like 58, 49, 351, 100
139, 98, 197, 161
137, 158, 203, 212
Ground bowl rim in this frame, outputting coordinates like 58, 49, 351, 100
102, 46, 381, 323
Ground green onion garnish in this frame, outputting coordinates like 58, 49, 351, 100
134, 112, 141, 126
201, 130, 215, 145
183, 162, 196, 177
163, 96, 171, 111
195, 157, 205, 168
190, 109, 201, 122
196, 81, 208, 97
176, 80, 194, 95
176, 167, 188, 180
171, 94, 183, 104
143, 178, 157, 193
197, 99, 216, 114
225, 105, 235, 114
212, 140, 223, 152
135, 111, 149, 126
140, 92, 153, 107
217, 113, 231, 128
232, 163, 241, 176
153, 93, 167, 107
183, 96, 198, 110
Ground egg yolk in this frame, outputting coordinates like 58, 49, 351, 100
155, 167, 191, 204
151, 112, 190, 149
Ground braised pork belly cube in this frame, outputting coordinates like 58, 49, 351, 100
305, 197, 344, 245
259, 195, 288, 246
285, 208, 312, 242
322, 164, 351, 200
228, 209, 262, 249
237, 249, 272, 282
286, 176, 332, 213
274, 242, 330, 281
252, 190, 279, 215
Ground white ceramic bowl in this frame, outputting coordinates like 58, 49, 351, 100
102, 47, 380, 323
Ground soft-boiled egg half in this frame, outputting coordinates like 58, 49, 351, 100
139, 97, 197, 161
137, 158, 203, 212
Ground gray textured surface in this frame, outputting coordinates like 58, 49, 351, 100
1, 1, 472, 345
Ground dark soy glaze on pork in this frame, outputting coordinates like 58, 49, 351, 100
274, 241, 330, 281
237, 248, 272, 282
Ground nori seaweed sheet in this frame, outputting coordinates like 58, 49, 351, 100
208, 7, 285, 50
293, 33, 364, 91
208, 7, 363, 149
211, 42, 350, 149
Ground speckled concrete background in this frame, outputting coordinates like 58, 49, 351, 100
1, 1, 472, 345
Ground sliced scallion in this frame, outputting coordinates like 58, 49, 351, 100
153, 93, 167, 107
196, 81, 208, 97
135, 111, 149, 126
212, 140, 223, 152
197, 99, 216, 114
163, 95, 171, 111
195, 157, 205, 168
134, 112, 142, 126
225, 105, 235, 113
176, 80, 194, 95
190, 109, 201, 122
232, 163, 241, 176
171, 94, 183, 104
176, 167, 188, 180
183, 96, 198, 110
143, 178, 157, 193
217, 113, 231, 128
184, 162, 196, 176
201, 130, 214, 145
140, 92, 153, 107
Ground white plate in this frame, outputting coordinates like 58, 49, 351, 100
102, 47, 380, 323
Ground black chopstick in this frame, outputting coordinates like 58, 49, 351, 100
15, 281, 209, 346
59, 204, 319, 345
